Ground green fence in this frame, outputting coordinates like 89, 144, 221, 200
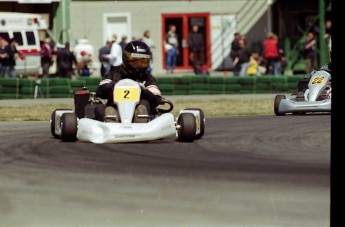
0, 75, 305, 99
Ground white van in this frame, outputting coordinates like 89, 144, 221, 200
0, 12, 53, 76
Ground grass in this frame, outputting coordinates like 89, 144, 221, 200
0, 99, 275, 121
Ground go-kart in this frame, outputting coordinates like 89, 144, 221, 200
50, 79, 205, 143
274, 67, 331, 116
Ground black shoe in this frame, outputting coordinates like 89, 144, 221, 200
133, 104, 149, 123
296, 92, 305, 102
104, 106, 119, 122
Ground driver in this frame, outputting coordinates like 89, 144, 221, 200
298, 44, 332, 93
96, 40, 162, 123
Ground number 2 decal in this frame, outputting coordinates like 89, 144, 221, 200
114, 88, 139, 102
124, 90, 130, 98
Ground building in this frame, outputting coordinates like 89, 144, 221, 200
0, 0, 331, 76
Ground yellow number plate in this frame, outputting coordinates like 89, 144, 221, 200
114, 88, 139, 102
311, 77, 325, 84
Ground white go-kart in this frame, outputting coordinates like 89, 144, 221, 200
274, 67, 331, 116
50, 79, 205, 143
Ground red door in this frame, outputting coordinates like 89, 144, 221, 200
162, 13, 210, 71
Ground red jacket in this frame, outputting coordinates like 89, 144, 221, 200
263, 38, 279, 58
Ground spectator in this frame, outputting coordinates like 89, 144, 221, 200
263, 32, 280, 76
99, 40, 112, 79
3, 38, 22, 78
78, 50, 92, 77
230, 32, 241, 75
324, 19, 332, 61
104, 33, 123, 72
303, 32, 317, 74
276, 34, 286, 75
247, 53, 262, 76
164, 24, 179, 74
232, 38, 251, 76
187, 24, 205, 75
40, 37, 55, 78
119, 35, 128, 50
142, 30, 155, 74
0, 36, 8, 78
56, 42, 77, 78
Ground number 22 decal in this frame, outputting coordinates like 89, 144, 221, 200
311, 77, 324, 84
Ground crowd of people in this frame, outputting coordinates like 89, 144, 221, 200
229, 19, 331, 77
0, 29, 156, 79
0, 37, 24, 78
0, 20, 331, 79
229, 31, 285, 76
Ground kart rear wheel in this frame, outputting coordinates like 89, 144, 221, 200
177, 113, 196, 142
184, 108, 205, 139
274, 95, 286, 116
60, 113, 78, 142
50, 109, 72, 139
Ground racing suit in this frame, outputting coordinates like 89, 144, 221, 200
96, 65, 162, 112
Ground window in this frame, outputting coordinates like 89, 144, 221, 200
13, 32, 23, 46
0, 32, 10, 42
26, 31, 36, 45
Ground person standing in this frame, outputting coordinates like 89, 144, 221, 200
0, 36, 8, 78
187, 24, 205, 75
3, 38, 22, 78
142, 30, 155, 74
104, 33, 123, 72
303, 32, 317, 74
56, 42, 77, 78
230, 32, 241, 75
164, 24, 179, 74
78, 50, 92, 77
40, 37, 55, 78
119, 35, 128, 50
231, 38, 251, 76
324, 19, 332, 62
98, 40, 112, 79
262, 32, 280, 75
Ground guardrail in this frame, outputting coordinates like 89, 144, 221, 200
0, 75, 304, 99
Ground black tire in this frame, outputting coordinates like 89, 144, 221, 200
184, 108, 205, 139
60, 113, 78, 142
274, 95, 286, 116
177, 113, 196, 142
50, 109, 72, 139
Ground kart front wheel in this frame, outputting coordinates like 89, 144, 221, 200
274, 95, 286, 116
50, 109, 72, 139
60, 113, 78, 142
184, 108, 205, 139
177, 113, 196, 142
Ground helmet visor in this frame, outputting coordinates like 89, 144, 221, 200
123, 50, 150, 69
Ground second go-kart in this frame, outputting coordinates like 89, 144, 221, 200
50, 79, 205, 143
274, 66, 331, 116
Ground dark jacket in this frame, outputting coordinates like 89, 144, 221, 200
3, 44, 18, 66
56, 48, 76, 70
187, 32, 204, 52
96, 66, 161, 107
230, 39, 241, 59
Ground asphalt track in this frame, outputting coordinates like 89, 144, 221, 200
0, 110, 330, 227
